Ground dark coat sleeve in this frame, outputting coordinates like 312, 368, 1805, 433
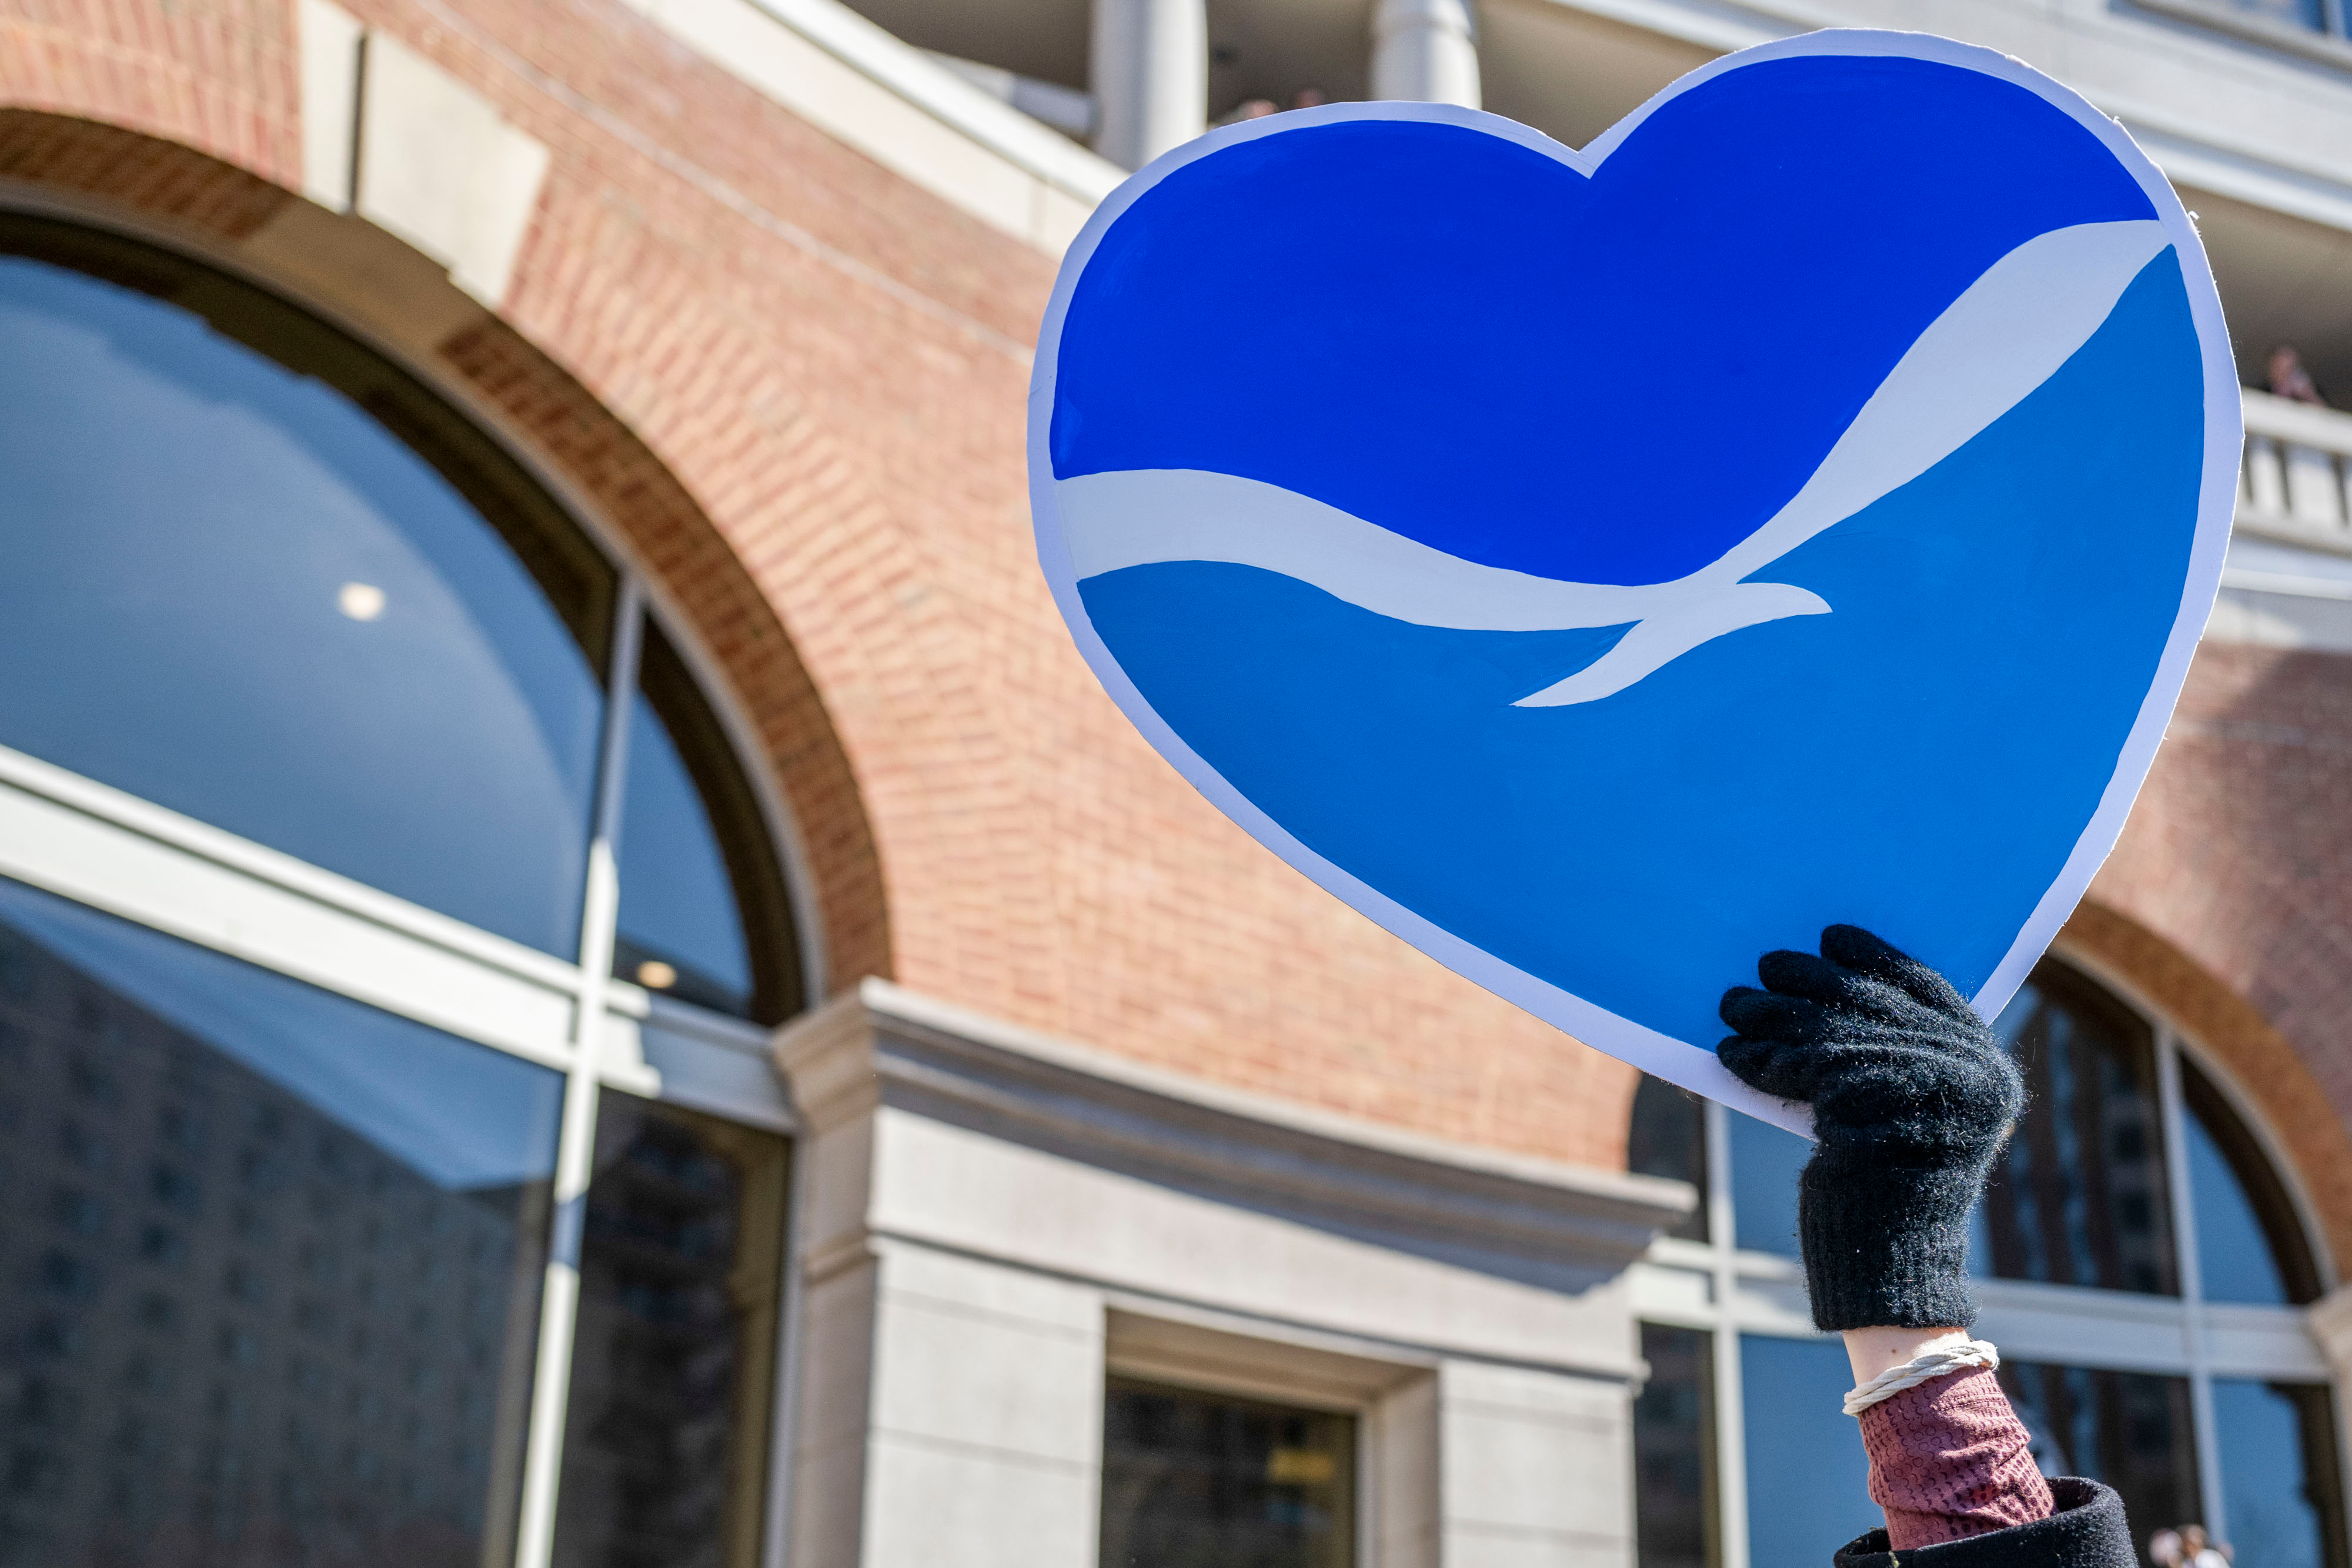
1832, 1479, 2137, 1568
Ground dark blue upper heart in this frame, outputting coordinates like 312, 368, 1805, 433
1049, 55, 2157, 587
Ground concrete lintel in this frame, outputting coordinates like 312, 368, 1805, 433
774, 978, 1697, 1283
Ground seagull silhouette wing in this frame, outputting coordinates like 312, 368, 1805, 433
1051, 219, 2173, 706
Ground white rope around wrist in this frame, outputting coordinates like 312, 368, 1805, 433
1842, 1339, 2002, 1416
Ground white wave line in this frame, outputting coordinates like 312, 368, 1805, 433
1055, 218, 2170, 705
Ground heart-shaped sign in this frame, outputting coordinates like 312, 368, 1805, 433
1028, 31, 2237, 1129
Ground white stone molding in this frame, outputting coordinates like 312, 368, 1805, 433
1373, 0, 1484, 109
1104, 1302, 1436, 1403
776, 977, 1694, 1296
772, 978, 1676, 1568
296, 0, 365, 211
2309, 1283, 2352, 1379
355, 36, 552, 306
1088, 0, 1207, 170
620, 0, 1121, 252
926, 52, 1096, 141
295, 0, 551, 306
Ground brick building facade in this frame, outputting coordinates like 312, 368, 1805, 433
2, 0, 2351, 1564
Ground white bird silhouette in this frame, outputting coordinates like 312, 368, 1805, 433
1051, 219, 2171, 706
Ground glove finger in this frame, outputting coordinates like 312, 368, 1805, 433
1756, 948, 1892, 1015
1819, 924, 1972, 1017
1719, 985, 1825, 1042
1716, 1034, 1813, 1101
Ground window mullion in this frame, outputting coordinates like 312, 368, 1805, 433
1706, 1098, 1751, 1568
512, 574, 647, 1568
2159, 1025, 2229, 1542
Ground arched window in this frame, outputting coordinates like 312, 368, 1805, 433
0, 215, 803, 1567
1627, 958, 2347, 1568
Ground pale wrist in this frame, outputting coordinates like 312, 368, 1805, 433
1841, 1324, 1975, 1387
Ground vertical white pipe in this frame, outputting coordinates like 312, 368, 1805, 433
1090, 0, 1205, 170
1371, 0, 1480, 108
513, 579, 646, 1568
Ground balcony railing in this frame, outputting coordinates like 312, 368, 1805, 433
2239, 387, 2352, 555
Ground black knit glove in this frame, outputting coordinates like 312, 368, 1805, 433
1716, 925, 2024, 1332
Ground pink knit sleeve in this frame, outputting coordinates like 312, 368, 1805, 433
1857, 1367, 2057, 1549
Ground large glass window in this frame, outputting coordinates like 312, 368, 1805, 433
2001, 1362, 2203, 1543
0, 875, 562, 1567
0, 218, 613, 959
1633, 1323, 1718, 1568
614, 623, 800, 1023
1101, 1379, 1358, 1568
2211, 1379, 2348, 1568
1628, 1079, 1709, 1243
1628, 958, 2344, 1568
551, 1095, 789, 1568
1978, 971, 2177, 1296
1739, 1335, 1879, 1564
0, 219, 808, 1568
1726, 1112, 1806, 1261
2182, 1060, 2323, 1307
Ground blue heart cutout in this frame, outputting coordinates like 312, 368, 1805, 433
1030, 34, 2234, 1119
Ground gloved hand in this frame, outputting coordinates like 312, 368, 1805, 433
1716, 925, 2025, 1332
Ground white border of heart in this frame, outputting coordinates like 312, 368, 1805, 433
1024, 29, 2241, 1137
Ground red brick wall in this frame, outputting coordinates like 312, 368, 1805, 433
0, 0, 298, 188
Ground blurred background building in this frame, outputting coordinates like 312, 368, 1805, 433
0, 0, 2348, 1566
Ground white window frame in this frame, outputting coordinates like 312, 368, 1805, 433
0, 207, 821, 1568
1629, 944, 2343, 1566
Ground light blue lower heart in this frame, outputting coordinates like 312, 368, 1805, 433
1078, 251, 2201, 1049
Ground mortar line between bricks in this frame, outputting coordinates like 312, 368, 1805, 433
400, 0, 1037, 362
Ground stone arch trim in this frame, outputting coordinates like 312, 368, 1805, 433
0, 107, 893, 998
2060, 897, 2352, 1283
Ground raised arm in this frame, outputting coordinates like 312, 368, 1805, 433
1717, 925, 2137, 1567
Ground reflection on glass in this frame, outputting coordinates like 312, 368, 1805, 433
1740, 1336, 1878, 1565
1101, 1379, 1356, 1568
0, 226, 612, 956
1628, 1076, 1709, 1242
2186, 1110, 2287, 1306
1728, 1112, 1808, 1258
552, 1094, 789, 1568
2212, 1380, 2347, 1568
0, 875, 560, 1567
615, 688, 748, 1015
1980, 968, 2177, 1295
2000, 1360, 2200, 1558
1635, 1323, 1716, 1568
614, 623, 797, 1023
2181, 1062, 2318, 1305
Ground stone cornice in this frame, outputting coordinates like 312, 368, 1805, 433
775, 978, 1696, 1285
